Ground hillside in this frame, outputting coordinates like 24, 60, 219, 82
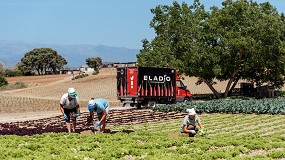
0, 68, 117, 115
6, 68, 117, 101
0, 40, 139, 68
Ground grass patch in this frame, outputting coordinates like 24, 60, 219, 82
0, 81, 27, 90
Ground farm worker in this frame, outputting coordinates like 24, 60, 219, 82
180, 108, 204, 137
60, 88, 80, 133
88, 98, 110, 133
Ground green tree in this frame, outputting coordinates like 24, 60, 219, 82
4, 69, 22, 77
17, 62, 34, 76
20, 48, 67, 75
86, 57, 102, 73
137, 0, 285, 98
202, 0, 285, 97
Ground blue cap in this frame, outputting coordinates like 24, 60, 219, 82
88, 105, 94, 112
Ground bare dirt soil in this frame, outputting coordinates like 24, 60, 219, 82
0, 68, 119, 121
6, 74, 73, 87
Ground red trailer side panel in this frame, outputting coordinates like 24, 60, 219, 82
127, 68, 138, 96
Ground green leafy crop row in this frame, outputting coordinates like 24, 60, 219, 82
0, 113, 285, 159
0, 101, 284, 159
153, 98, 285, 114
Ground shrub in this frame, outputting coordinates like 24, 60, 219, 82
0, 81, 27, 90
14, 81, 27, 89
74, 74, 89, 80
93, 68, 99, 75
0, 76, 8, 87
92, 71, 99, 75
5, 69, 23, 77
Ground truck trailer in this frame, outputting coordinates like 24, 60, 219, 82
117, 67, 192, 108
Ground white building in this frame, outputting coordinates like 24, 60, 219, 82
79, 65, 94, 73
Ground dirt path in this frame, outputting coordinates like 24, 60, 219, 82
0, 106, 136, 123
0, 111, 61, 123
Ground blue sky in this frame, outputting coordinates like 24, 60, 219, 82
0, 0, 284, 49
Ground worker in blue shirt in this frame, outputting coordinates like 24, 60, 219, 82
88, 98, 110, 133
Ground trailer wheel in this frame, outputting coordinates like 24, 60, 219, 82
147, 101, 156, 109
136, 103, 142, 109
183, 98, 190, 103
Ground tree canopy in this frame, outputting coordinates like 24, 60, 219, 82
19, 48, 67, 75
137, 0, 285, 98
86, 57, 102, 73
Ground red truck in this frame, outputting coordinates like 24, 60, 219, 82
117, 66, 192, 108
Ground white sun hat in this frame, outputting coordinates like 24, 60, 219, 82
88, 100, 95, 106
186, 108, 196, 115
68, 88, 77, 98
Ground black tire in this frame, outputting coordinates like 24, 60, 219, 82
136, 103, 142, 109
146, 101, 156, 108
184, 98, 190, 103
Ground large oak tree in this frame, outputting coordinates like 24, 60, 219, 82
20, 48, 67, 75
137, 0, 285, 98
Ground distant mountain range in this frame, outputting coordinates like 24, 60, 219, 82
0, 40, 140, 68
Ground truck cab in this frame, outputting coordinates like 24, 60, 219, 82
176, 77, 192, 102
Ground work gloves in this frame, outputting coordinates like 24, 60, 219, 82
93, 121, 101, 131
63, 112, 80, 120
96, 121, 101, 126
189, 130, 196, 137
76, 110, 80, 118
190, 130, 196, 135
63, 113, 68, 120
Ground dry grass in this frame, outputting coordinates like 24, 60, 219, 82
5, 68, 117, 100
0, 94, 59, 114
6, 74, 72, 87
0, 68, 119, 113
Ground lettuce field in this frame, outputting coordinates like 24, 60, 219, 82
0, 109, 285, 160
